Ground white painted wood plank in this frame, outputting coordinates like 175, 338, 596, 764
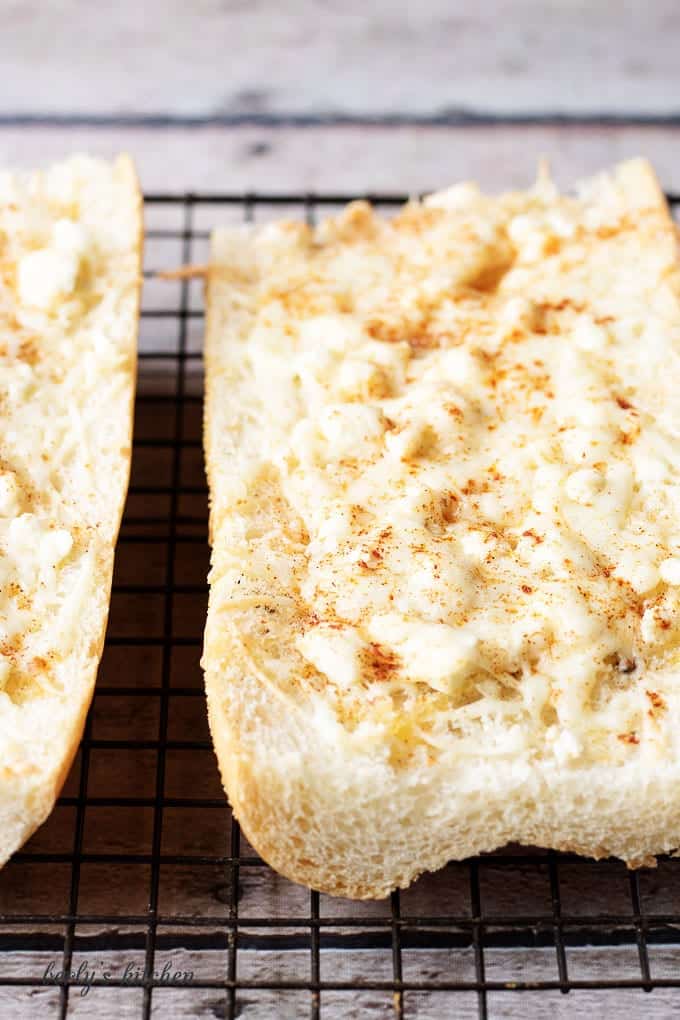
485, 987, 679, 1020
2, 0, 680, 118
3, 125, 680, 194
1, 946, 678, 1018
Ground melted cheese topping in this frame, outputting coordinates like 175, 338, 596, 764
0, 158, 137, 704
208, 160, 680, 766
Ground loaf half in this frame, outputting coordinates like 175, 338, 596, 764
0, 155, 141, 865
203, 160, 680, 898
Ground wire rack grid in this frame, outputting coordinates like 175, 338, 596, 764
0, 191, 679, 1020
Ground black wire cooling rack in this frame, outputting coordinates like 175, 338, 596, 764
1, 191, 680, 1020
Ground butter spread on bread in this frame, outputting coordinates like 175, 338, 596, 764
0, 155, 141, 864
204, 160, 680, 897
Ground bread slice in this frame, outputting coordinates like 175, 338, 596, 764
203, 160, 680, 898
0, 155, 141, 865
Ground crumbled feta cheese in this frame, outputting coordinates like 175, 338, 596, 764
17, 246, 79, 310
297, 626, 365, 689
660, 557, 680, 586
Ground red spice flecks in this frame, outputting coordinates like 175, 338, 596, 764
646, 690, 666, 711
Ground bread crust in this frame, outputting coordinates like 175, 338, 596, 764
0, 155, 142, 866
203, 159, 680, 898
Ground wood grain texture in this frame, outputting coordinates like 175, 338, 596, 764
4, 124, 680, 194
2, 0, 680, 118
1, 946, 679, 1018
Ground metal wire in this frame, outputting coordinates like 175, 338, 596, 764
0, 191, 678, 1019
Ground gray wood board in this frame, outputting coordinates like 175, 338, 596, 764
2, 0, 680, 118
3, 124, 680, 194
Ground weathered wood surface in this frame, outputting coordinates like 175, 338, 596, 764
3, 125, 680, 194
2, 0, 680, 119
1, 947, 680, 1018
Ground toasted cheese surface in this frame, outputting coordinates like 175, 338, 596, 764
0, 156, 139, 721
206, 160, 680, 769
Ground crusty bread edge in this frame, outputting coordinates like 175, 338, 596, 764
203, 158, 680, 899
0, 154, 143, 867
